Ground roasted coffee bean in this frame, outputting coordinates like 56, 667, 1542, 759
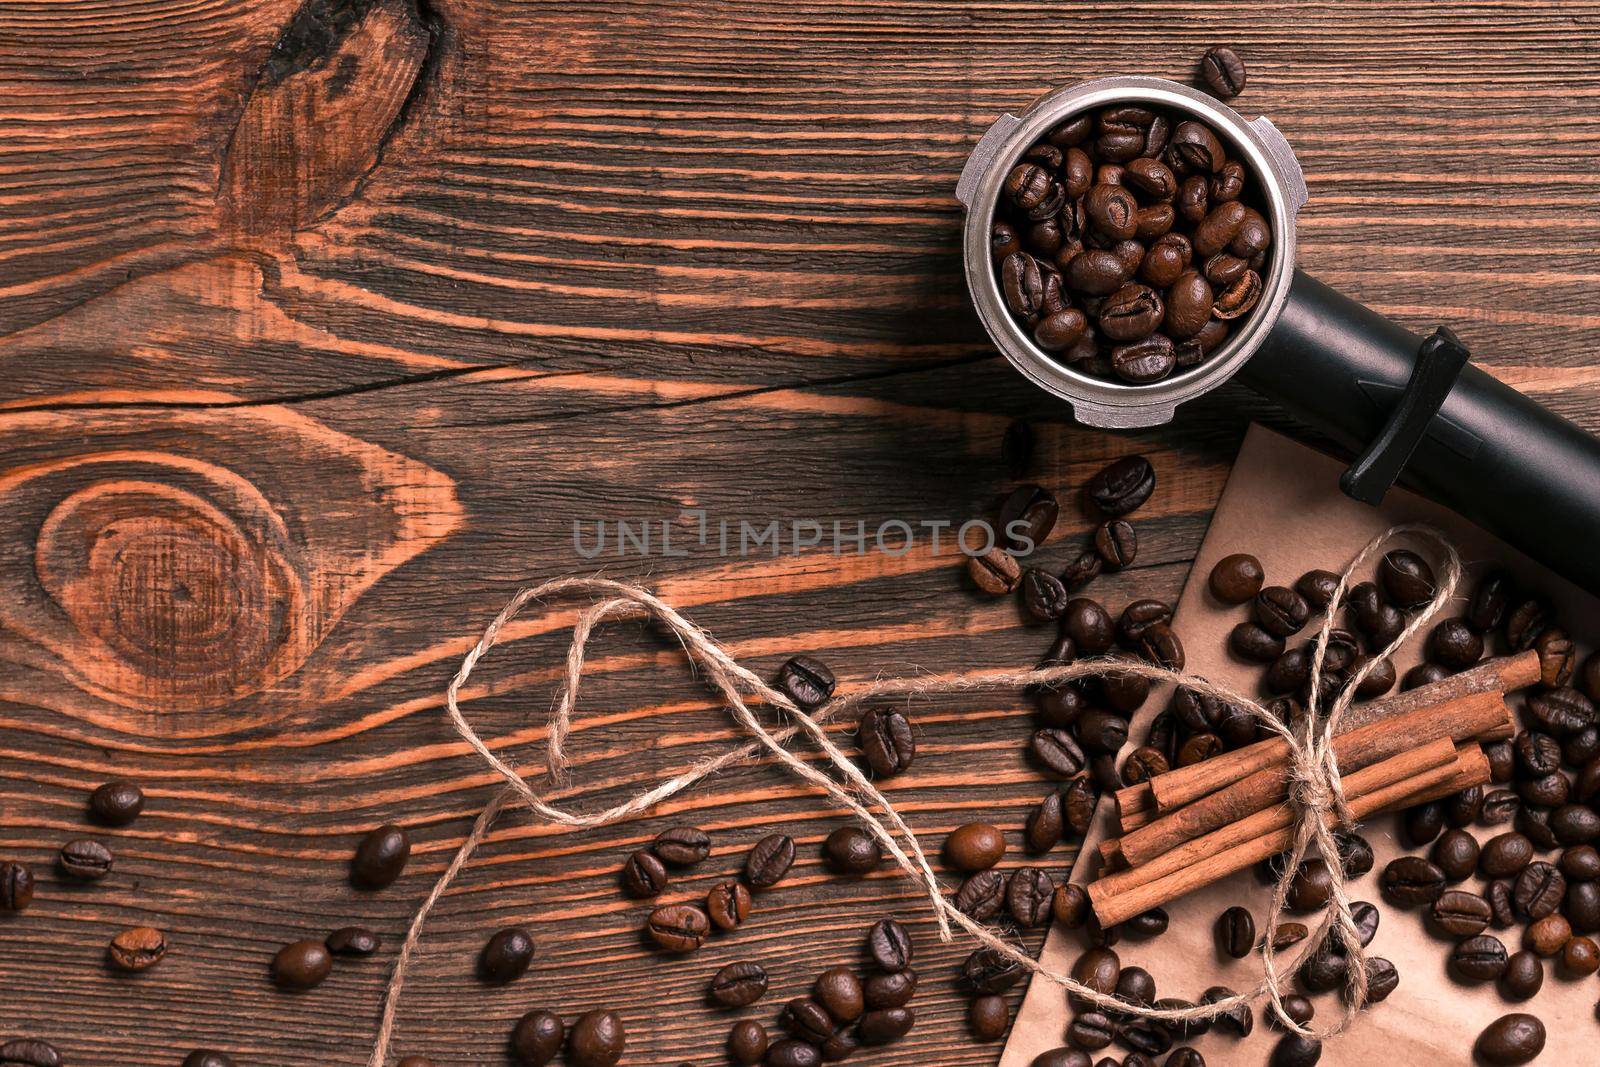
1381, 856, 1446, 907
108, 925, 167, 973
1200, 985, 1252, 1037
1267, 1034, 1322, 1067
1566, 880, 1600, 932
1466, 569, 1513, 631
1053, 883, 1090, 928
57, 838, 112, 881
1086, 456, 1155, 516
1354, 957, 1399, 1004
646, 904, 709, 953
744, 833, 796, 888
1266, 994, 1314, 1031
1581, 757, 1600, 804
568, 1010, 625, 1067
962, 943, 1027, 995
1534, 628, 1575, 687
89, 780, 144, 826
858, 1008, 914, 1045
1068, 946, 1121, 1014
970, 994, 1010, 1041
1198, 46, 1248, 98
1166, 1049, 1204, 1067
1563, 934, 1600, 975
1061, 549, 1103, 592
1526, 913, 1571, 957
969, 546, 1022, 595
1000, 483, 1061, 551
1485, 739, 1515, 783
1562, 844, 1600, 881
1499, 950, 1544, 1001
1094, 520, 1137, 570
810, 966, 863, 1023
1021, 568, 1072, 623
1100, 663, 1154, 713
1294, 569, 1339, 610
944, 822, 1005, 872
1123, 907, 1168, 939
1428, 890, 1492, 938
1215, 906, 1255, 959
1451, 934, 1509, 981
954, 870, 1006, 921
480, 926, 536, 981
782, 997, 835, 1045
1513, 861, 1565, 920
1517, 804, 1560, 849
1565, 725, 1600, 765
1379, 549, 1436, 608
1297, 942, 1348, 993
1480, 832, 1534, 878
857, 706, 915, 775
863, 968, 916, 1010
1120, 746, 1169, 787
1349, 900, 1381, 946
1517, 769, 1570, 809
1066, 1012, 1114, 1051
1007, 867, 1056, 928
1402, 800, 1446, 846
1286, 859, 1333, 912
1068, 248, 1134, 296
1025, 791, 1065, 853
1431, 829, 1480, 882
1475, 1013, 1545, 1066
1063, 777, 1097, 834
824, 826, 881, 875
0, 862, 34, 912
1504, 597, 1551, 651
1335, 831, 1375, 878
1553, 803, 1600, 844
775, 656, 836, 712
352, 824, 410, 889
511, 1010, 564, 1066
1100, 283, 1165, 341
1113, 965, 1157, 1011
1207, 553, 1262, 604
1117, 601, 1171, 646
1253, 587, 1309, 638
1528, 686, 1596, 735
1428, 618, 1483, 669
0, 1041, 62, 1067
1263, 646, 1310, 696
326, 925, 381, 956
1212, 271, 1261, 319
1228, 621, 1283, 663
1516, 730, 1563, 776
1110, 335, 1177, 384
727, 1020, 768, 1066
1170, 120, 1225, 175
1175, 732, 1222, 766
1134, 622, 1184, 670
182, 1053, 235, 1067
765, 1039, 820, 1067
867, 917, 912, 972
706, 879, 753, 930
1077, 709, 1129, 755
1031, 728, 1087, 777
621, 850, 668, 898
270, 937, 330, 988
1481, 790, 1521, 826
1035, 680, 1088, 727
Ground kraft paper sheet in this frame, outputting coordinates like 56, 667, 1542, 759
1001, 424, 1595, 1066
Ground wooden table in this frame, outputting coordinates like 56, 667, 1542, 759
1, 2, 1597, 1063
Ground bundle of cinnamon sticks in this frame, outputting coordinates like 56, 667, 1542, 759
1087, 652, 1540, 927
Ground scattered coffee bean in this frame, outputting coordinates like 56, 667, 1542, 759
1268, 994, 1313, 1030
1379, 549, 1436, 608
824, 825, 881, 874
326, 925, 381, 956
1269, 922, 1309, 951
1450, 934, 1509, 982
813, 965, 864, 1023
1287, 859, 1333, 911
1428, 890, 1492, 939
89, 780, 145, 826
1504, 597, 1552, 651
271, 938, 331, 989
858, 1007, 915, 1045
1007, 867, 1056, 927
1215, 906, 1254, 959
1269, 1034, 1322, 1067
705, 879, 752, 931
743, 833, 796, 889
1031, 728, 1087, 778
968, 545, 1023, 595
970, 993, 1010, 1041
1562, 934, 1599, 976
1430, 829, 1480, 882
1198, 46, 1247, 98
56, 838, 112, 882
954, 869, 1006, 921
1209, 553, 1264, 604
652, 825, 711, 866
1086, 456, 1156, 515
1053, 883, 1090, 928
0, 1041, 62, 1067
1025, 791, 1065, 853
1428, 618, 1483, 669
1513, 861, 1566, 920
774, 655, 836, 711
0, 861, 33, 912
1094, 520, 1137, 570
867, 917, 912, 972
621, 850, 669, 898
108, 925, 166, 973
480, 926, 536, 982
351, 824, 410, 889
864, 968, 917, 1009
857, 708, 915, 777
1380, 856, 1446, 907
726, 1020, 768, 1066
1475, 1013, 1545, 1066
511, 1010, 564, 1066
646, 904, 709, 953
1254, 586, 1310, 638
1499, 949, 1544, 1001
568, 1009, 625, 1067
1022, 567, 1072, 623
765, 1038, 820, 1067
962, 943, 1026, 995
709, 961, 769, 1008
1481, 831, 1535, 878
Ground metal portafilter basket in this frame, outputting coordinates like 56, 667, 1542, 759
957, 76, 1600, 596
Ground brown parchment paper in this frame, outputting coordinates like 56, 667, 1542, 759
1001, 424, 1597, 1066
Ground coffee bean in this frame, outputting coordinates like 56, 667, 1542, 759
351, 824, 410, 889
782, 997, 835, 1046
1007, 867, 1056, 927
1061, 549, 1103, 592
182, 1052, 235, 1067
962, 943, 1026, 996
705, 879, 753, 931
944, 822, 1005, 872
1102, 661, 1154, 713
1093, 520, 1137, 570
1069, 946, 1121, 1012
1380, 856, 1446, 907
1063, 597, 1116, 654
1527, 912, 1571, 957
1135, 623, 1184, 671
89, 780, 144, 826
857, 708, 915, 777
1527, 686, 1596, 735
511, 1010, 564, 1066
1498, 949, 1544, 1002
737, 833, 796, 890
864, 968, 916, 1009
56, 838, 112, 881
1504, 597, 1551, 651
1086, 455, 1155, 516
1428, 618, 1483, 669
968, 545, 1022, 595
765, 1039, 820, 1067
1215, 906, 1254, 959
866, 917, 912, 972
1229, 621, 1284, 663
727, 1020, 768, 1066
568, 1010, 625, 1067
0, 862, 33, 913
621, 850, 669, 898
1021, 567, 1072, 623
1000, 483, 1061, 550
1480, 789, 1522, 826
823, 826, 881, 875
1120, 746, 1169, 787
1430, 829, 1480, 882
1031, 728, 1087, 777
1563, 934, 1600, 975
1293, 569, 1339, 610
1175, 732, 1222, 766
271, 938, 330, 988
1566, 726, 1600, 766
1269, 1034, 1322, 1067
1076, 708, 1128, 755
969, 994, 1010, 1041
653, 825, 712, 866
775, 655, 836, 711
1198, 46, 1248, 98
708, 961, 769, 1008
1428, 890, 1492, 938
1253, 587, 1310, 638
1063, 777, 1097, 834
1518, 804, 1560, 849
858, 1007, 915, 1046
1534, 628, 1575, 687
1024, 792, 1065, 853
1562, 844, 1600, 881
1335, 832, 1375, 879
326, 925, 381, 956
954, 870, 1006, 921
108, 925, 167, 973
1475, 1013, 1545, 1066
806, 966, 863, 1024
645, 903, 708, 953
1287, 859, 1333, 912
0, 1041, 61, 1067
480, 926, 536, 981
1379, 549, 1436, 608
1053, 883, 1089, 928
1402, 801, 1446, 846
1565, 880, 1600, 932
1209, 553, 1263, 604
1514, 861, 1566, 920
1450, 934, 1509, 981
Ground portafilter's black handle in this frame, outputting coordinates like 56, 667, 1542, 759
1238, 268, 1600, 596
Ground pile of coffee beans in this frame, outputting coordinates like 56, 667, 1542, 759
988, 103, 1272, 383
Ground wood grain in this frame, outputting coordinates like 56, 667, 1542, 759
0, 1, 1597, 1063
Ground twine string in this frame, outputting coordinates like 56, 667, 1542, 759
369, 523, 1459, 1066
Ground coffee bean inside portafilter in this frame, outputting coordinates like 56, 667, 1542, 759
990, 103, 1272, 384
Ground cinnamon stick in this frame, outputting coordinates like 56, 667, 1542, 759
1107, 691, 1510, 868
1089, 743, 1490, 927
1111, 651, 1537, 823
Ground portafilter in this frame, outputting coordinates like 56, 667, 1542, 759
957, 76, 1600, 596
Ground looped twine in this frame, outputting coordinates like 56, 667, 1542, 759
369, 523, 1460, 1065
